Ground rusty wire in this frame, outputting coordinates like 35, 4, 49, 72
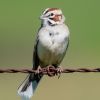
0, 66, 100, 76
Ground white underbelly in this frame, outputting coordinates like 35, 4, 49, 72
37, 40, 68, 66
37, 24, 69, 66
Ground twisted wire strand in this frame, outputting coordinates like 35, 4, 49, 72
0, 66, 100, 75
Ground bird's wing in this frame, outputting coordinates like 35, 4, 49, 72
57, 37, 69, 65
63, 37, 69, 57
32, 35, 40, 70
65, 37, 69, 52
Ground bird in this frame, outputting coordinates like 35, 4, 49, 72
18, 8, 70, 100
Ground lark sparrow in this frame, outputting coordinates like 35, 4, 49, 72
18, 8, 70, 100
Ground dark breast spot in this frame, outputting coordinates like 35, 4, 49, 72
49, 33, 54, 36
49, 33, 52, 36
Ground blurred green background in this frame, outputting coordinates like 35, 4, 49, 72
0, 0, 100, 100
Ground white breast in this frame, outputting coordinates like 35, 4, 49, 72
37, 24, 69, 66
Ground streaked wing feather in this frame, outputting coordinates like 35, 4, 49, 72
33, 37, 40, 70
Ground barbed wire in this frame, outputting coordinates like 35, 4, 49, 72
0, 66, 100, 76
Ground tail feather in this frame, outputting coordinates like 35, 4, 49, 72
18, 74, 43, 100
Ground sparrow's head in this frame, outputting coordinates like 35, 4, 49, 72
40, 8, 65, 26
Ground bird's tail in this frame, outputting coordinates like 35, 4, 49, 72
18, 74, 43, 100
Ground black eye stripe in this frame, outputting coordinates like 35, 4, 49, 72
50, 13, 54, 16
46, 13, 54, 17
44, 10, 49, 15
44, 11, 54, 17
49, 18, 53, 20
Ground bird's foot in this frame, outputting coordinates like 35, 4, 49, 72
35, 66, 42, 74
35, 66, 43, 78
47, 65, 56, 77
56, 66, 63, 79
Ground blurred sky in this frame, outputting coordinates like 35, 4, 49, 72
0, 0, 100, 100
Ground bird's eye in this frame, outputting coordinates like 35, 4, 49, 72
50, 13, 54, 16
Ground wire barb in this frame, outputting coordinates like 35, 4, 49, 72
0, 67, 100, 75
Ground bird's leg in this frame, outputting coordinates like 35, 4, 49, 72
56, 66, 63, 78
35, 66, 42, 74
35, 66, 43, 79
